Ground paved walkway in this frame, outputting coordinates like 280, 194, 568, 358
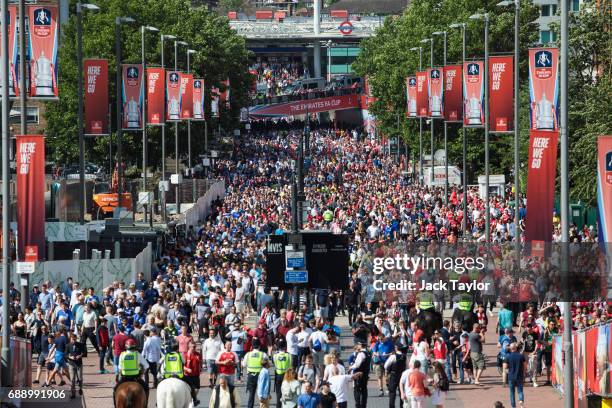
23, 310, 565, 408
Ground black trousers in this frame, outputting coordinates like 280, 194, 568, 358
354, 375, 368, 408
146, 361, 158, 387
387, 376, 399, 408
275, 373, 284, 408
246, 372, 259, 408
348, 305, 359, 326
82, 327, 99, 353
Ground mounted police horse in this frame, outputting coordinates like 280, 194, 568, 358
114, 380, 147, 408
156, 377, 194, 408
414, 307, 443, 341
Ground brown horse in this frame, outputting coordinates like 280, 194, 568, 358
114, 381, 147, 408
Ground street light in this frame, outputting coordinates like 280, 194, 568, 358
433, 30, 449, 205
469, 12, 490, 243
76, 3, 100, 226
159, 34, 175, 223
421, 38, 435, 190
174, 40, 188, 214
324, 40, 333, 82
140, 25, 158, 224
450, 22, 467, 238
410, 46, 424, 186
187, 49, 197, 203
115, 16, 135, 211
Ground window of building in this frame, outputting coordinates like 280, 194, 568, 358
551, 4, 558, 14
540, 30, 551, 43
571, 0, 580, 11
20, 107, 39, 124
541, 4, 550, 16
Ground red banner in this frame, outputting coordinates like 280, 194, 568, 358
211, 86, 220, 118
192, 79, 205, 120
166, 71, 182, 121
406, 76, 417, 118
146, 67, 165, 125
443, 65, 462, 122
525, 130, 558, 242
427, 68, 443, 118
416, 71, 428, 118
529, 48, 559, 131
597, 136, 612, 243
249, 94, 360, 117
221, 79, 230, 108
28, 4, 59, 98
489, 56, 514, 132
463, 61, 484, 126
16, 135, 45, 260
5, 5, 18, 96
180, 73, 193, 119
122, 64, 143, 130
84, 59, 108, 135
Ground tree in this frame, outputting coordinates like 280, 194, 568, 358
44, 0, 251, 170
352, 0, 539, 184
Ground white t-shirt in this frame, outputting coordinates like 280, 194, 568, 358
297, 330, 311, 348
399, 368, 414, 398
82, 310, 97, 328
309, 330, 327, 351
328, 374, 352, 403
286, 330, 299, 355
203, 337, 223, 360
324, 363, 346, 380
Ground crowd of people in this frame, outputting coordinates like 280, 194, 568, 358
1, 125, 605, 408
251, 57, 306, 99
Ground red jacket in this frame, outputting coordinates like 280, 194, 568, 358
184, 351, 202, 377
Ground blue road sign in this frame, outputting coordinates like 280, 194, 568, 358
285, 270, 308, 284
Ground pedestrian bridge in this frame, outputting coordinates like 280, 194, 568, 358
248, 89, 364, 117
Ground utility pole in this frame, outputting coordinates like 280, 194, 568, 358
18, 0, 27, 313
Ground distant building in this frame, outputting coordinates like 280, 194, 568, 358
533, 0, 582, 44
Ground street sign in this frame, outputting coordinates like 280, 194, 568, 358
16, 262, 35, 274
285, 270, 308, 284
285, 246, 306, 269
338, 20, 353, 35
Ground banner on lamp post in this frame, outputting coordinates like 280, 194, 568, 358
28, 4, 59, 98
528, 47, 559, 131
4, 5, 19, 97
427, 68, 443, 118
489, 56, 514, 132
416, 71, 428, 118
443, 65, 462, 122
597, 136, 612, 243
406, 76, 417, 118
180, 73, 193, 120
463, 61, 484, 127
16, 135, 46, 261
146, 67, 165, 125
211, 86, 220, 118
525, 130, 559, 243
166, 71, 182, 121
192, 78, 205, 121
122, 64, 144, 130
84, 59, 109, 135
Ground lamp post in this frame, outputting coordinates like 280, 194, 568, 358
140, 25, 158, 224
187, 49, 197, 203
174, 40, 188, 214
470, 12, 490, 242
324, 40, 333, 82
77, 3, 100, 226
115, 16, 136, 211
160, 34, 176, 223
410, 46, 424, 185
433, 30, 448, 205
450, 22, 467, 238
421, 38, 434, 189
1, 0, 11, 388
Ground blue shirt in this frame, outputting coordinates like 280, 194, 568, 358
372, 338, 394, 363
38, 292, 54, 312
55, 309, 73, 328
498, 308, 514, 331
297, 392, 321, 408
505, 352, 525, 382
256, 368, 270, 398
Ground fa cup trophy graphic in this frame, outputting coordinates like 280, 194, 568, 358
35, 51, 54, 96
126, 97, 140, 128
467, 97, 482, 125
408, 98, 417, 117
193, 99, 203, 118
169, 97, 180, 120
535, 92, 554, 130
430, 94, 441, 117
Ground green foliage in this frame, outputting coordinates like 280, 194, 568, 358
45, 0, 250, 168
352, 0, 540, 184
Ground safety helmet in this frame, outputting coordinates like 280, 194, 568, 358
126, 339, 137, 350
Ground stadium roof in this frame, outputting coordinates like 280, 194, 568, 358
323, 0, 407, 15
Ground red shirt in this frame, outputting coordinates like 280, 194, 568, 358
217, 351, 237, 375
113, 332, 129, 357
433, 340, 447, 360
184, 351, 202, 377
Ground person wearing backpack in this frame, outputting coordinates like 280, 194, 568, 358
349, 342, 371, 408
432, 361, 449, 407
384, 343, 407, 408
209, 374, 240, 408
308, 323, 328, 378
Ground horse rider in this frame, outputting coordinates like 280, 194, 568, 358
115, 338, 149, 402
417, 292, 435, 312
159, 340, 199, 406
243, 338, 268, 408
